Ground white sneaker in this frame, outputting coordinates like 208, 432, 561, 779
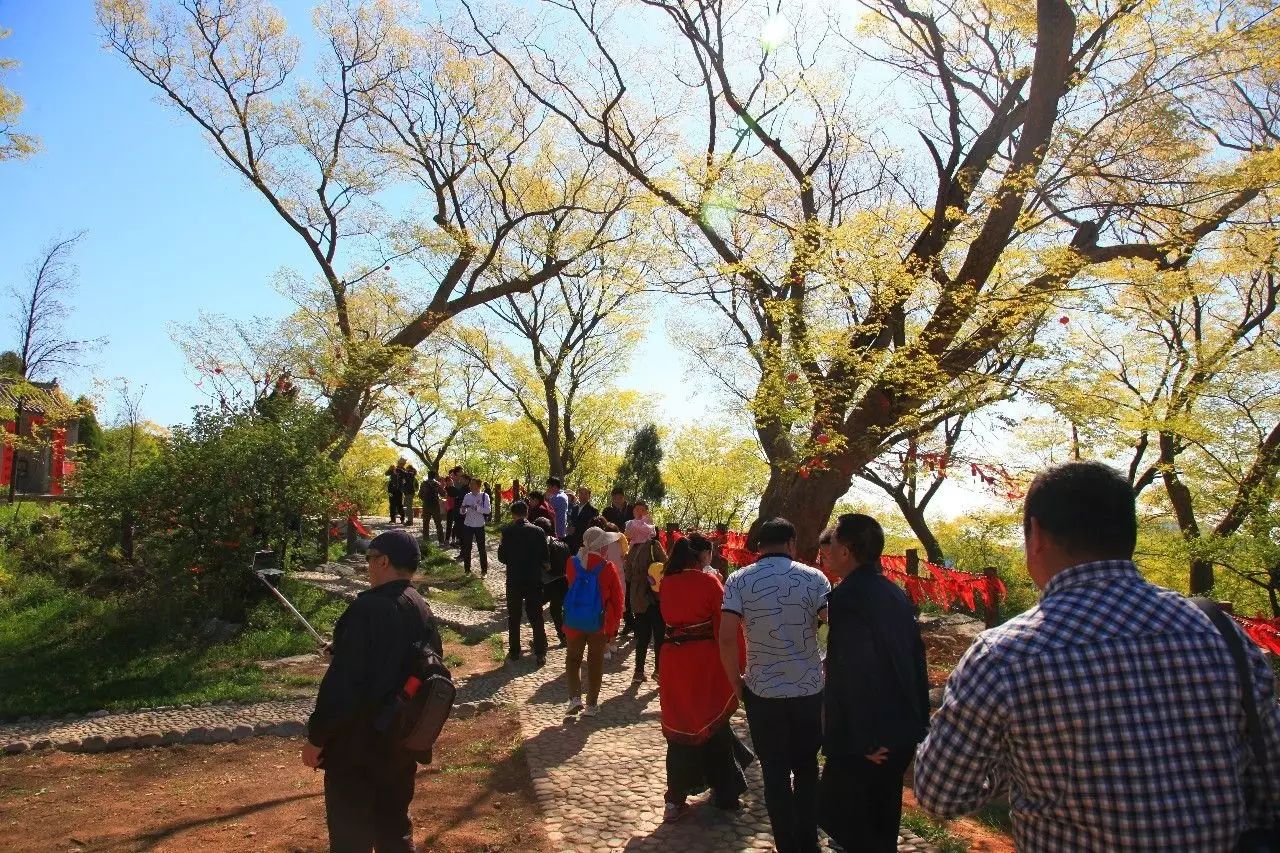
564, 697, 584, 716
582, 704, 600, 717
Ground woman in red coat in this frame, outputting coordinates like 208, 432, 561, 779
658, 533, 751, 821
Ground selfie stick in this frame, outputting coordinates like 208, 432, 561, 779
250, 551, 328, 648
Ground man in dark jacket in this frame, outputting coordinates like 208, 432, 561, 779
304, 528, 442, 853
533, 516, 570, 645
602, 487, 631, 530
497, 501, 549, 666
419, 472, 445, 545
566, 486, 598, 553
445, 470, 468, 545
385, 459, 406, 523
400, 464, 419, 527
819, 513, 929, 852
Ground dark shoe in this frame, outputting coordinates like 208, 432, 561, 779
663, 802, 689, 823
632, 671, 647, 684
713, 796, 741, 811
535, 655, 546, 668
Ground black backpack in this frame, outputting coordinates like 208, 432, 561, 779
375, 587, 455, 764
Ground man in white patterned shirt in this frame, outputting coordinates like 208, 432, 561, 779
720, 517, 830, 853
915, 461, 1280, 851
458, 478, 491, 577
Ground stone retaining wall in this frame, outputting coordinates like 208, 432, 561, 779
0, 698, 500, 756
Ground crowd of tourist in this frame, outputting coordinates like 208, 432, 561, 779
312, 460, 1280, 852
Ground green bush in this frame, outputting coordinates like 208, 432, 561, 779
67, 401, 346, 619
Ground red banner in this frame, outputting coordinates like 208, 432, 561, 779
1234, 615, 1280, 657
665, 526, 1006, 613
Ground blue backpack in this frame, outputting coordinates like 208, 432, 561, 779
563, 556, 605, 633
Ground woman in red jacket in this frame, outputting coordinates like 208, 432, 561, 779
563, 526, 625, 718
658, 533, 751, 821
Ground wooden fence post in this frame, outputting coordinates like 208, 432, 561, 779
318, 518, 331, 562
983, 566, 1002, 628
346, 515, 358, 556
906, 549, 920, 614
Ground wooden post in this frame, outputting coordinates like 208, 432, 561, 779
318, 518, 331, 563
983, 566, 1002, 628
346, 515, 358, 556
906, 548, 920, 614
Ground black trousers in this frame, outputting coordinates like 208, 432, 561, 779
459, 525, 488, 574
621, 584, 635, 634
422, 505, 444, 544
445, 509, 460, 543
544, 577, 567, 640
743, 689, 823, 853
507, 582, 547, 659
388, 492, 403, 523
633, 606, 665, 674
324, 758, 417, 853
819, 750, 912, 853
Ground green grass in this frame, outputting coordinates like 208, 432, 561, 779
973, 799, 1013, 833
0, 572, 346, 718
901, 808, 969, 853
413, 543, 495, 611
437, 626, 490, 669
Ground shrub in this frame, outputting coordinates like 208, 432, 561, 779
68, 401, 345, 619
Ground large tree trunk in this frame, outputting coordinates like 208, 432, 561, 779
544, 378, 567, 480
1158, 431, 1214, 594
325, 384, 368, 462
752, 466, 853, 562
895, 496, 946, 565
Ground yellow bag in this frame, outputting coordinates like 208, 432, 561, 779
647, 561, 664, 594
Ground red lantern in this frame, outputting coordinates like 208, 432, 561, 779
1058, 316, 1070, 325
213, 366, 223, 375
816, 433, 830, 445
798, 466, 810, 478
384, 265, 391, 271
786, 371, 799, 382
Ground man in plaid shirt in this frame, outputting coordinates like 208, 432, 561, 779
915, 461, 1280, 850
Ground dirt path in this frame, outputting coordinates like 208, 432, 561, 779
0, 707, 544, 853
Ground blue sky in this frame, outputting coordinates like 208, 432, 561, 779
0, 0, 692, 429
1, 0, 311, 424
